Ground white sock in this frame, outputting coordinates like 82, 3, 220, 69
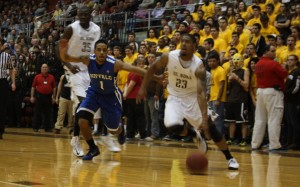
94, 124, 98, 132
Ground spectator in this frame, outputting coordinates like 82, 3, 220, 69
207, 51, 227, 135
249, 23, 266, 57
168, 13, 177, 30
145, 28, 158, 44
30, 63, 56, 132
123, 58, 152, 141
35, 2, 46, 17
0, 45, 16, 139
7, 54, 23, 128
225, 53, 250, 146
52, 4, 63, 21
251, 45, 288, 151
274, 3, 291, 37
151, 2, 165, 18
283, 54, 300, 150
54, 74, 73, 134
291, 4, 300, 27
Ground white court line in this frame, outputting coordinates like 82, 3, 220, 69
0, 181, 31, 187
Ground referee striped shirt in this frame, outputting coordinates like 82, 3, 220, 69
0, 51, 11, 79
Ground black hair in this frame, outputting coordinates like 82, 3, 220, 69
232, 31, 240, 37
94, 39, 108, 49
207, 51, 220, 62
253, 23, 261, 30
236, 21, 245, 27
263, 44, 274, 54
252, 5, 261, 11
229, 47, 238, 53
260, 13, 269, 23
248, 56, 260, 79
181, 33, 197, 44
204, 38, 214, 47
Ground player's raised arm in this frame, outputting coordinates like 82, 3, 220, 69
136, 52, 169, 103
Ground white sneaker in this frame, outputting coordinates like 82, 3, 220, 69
194, 130, 208, 153
70, 136, 84, 157
103, 137, 121, 152
140, 137, 154, 142
228, 158, 239, 170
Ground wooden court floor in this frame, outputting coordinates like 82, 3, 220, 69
0, 128, 300, 187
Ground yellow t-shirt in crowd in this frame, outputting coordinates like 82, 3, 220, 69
267, 13, 277, 25
279, 48, 300, 64
266, 0, 281, 14
260, 25, 280, 39
117, 55, 136, 92
145, 37, 158, 44
219, 28, 232, 45
247, 17, 262, 28
250, 34, 262, 46
209, 66, 227, 102
240, 11, 248, 20
213, 37, 228, 53
296, 40, 300, 50
239, 32, 251, 48
202, 2, 215, 19
176, 42, 181, 50
191, 12, 199, 22
225, 43, 245, 58
157, 46, 170, 53
199, 32, 213, 45
291, 16, 300, 27
222, 61, 231, 76
276, 45, 287, 60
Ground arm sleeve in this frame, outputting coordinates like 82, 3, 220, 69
274, 63, 288, 79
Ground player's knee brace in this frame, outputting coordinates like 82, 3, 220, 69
76, 110, 94, 123
209, 124, 223, 142
167, 125, 184, 135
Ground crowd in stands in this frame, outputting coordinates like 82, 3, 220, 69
0, 0, 300, 150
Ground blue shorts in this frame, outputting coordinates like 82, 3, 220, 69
77, 89, 122, 131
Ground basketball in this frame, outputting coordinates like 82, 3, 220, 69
186, 152, 208, 174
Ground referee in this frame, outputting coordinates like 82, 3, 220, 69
0, 44, 16, 139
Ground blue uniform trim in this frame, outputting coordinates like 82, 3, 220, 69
77, 55, 122, 130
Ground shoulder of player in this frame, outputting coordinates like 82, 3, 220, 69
106, 55, 116, 63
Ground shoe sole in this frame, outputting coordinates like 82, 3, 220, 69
82, 152, 100, 160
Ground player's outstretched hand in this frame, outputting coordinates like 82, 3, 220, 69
136, 88, 146, 104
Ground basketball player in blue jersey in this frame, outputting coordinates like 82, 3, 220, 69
59, 6, 101, 157
137, 34, 239, 170
60, 39, 147, 160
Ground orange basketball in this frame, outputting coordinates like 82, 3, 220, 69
186, 152, 208, 174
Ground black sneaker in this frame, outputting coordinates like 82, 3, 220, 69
288, 144, 300, 150
82, 147, 100, 160
118, 125, 126, 145
269, 147, 287, 152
